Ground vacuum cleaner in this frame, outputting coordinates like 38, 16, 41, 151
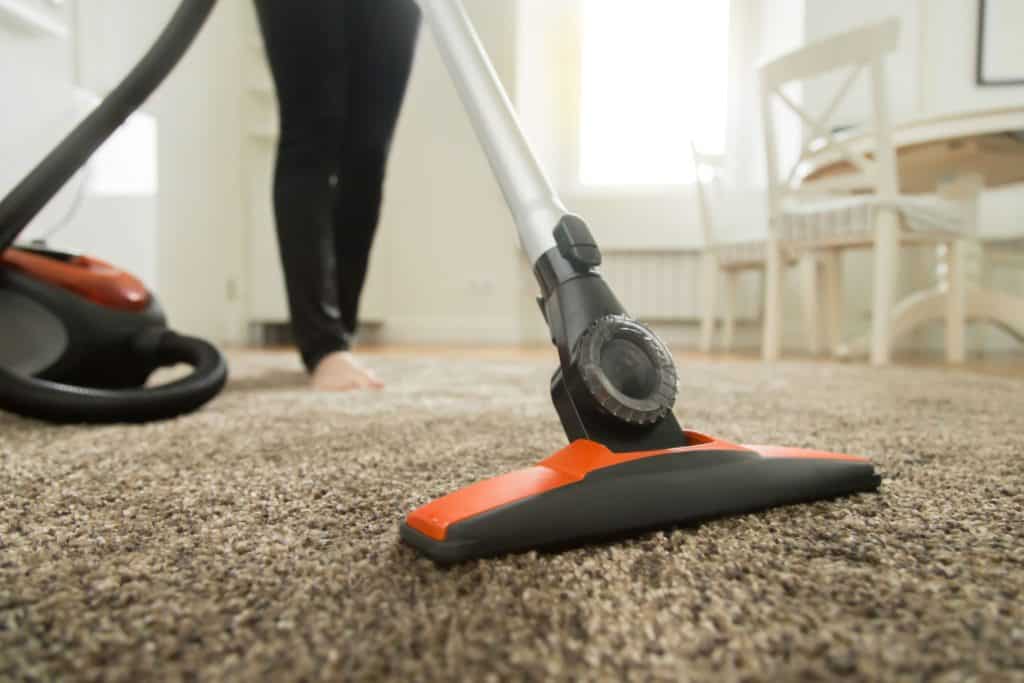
0, 0, 226, 423
400, 0, 881, 563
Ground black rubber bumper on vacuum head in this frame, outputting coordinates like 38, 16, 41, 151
401, 435, 880, 564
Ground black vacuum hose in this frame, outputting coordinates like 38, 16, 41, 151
0, 329, 227, 424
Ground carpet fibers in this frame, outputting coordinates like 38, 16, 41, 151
1, 351, 1022, 681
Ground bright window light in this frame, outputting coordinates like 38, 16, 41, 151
89, 110, 158, 196
578, 0, 731, 186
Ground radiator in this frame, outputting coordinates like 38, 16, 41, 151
598, 248, 701, 322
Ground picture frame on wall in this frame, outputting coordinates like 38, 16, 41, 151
976, 0, 1024, 86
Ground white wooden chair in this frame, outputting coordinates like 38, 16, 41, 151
758, 18, 979, 365
693, 143, 797, 353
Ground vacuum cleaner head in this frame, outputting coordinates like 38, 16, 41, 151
400, 229, 881, 565
399, 224, 882, 565
401, 431, 880, 564
401, 1, 881, 564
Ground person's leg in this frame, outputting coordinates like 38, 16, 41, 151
332, 0, 422, 336
253, 1, 357, 377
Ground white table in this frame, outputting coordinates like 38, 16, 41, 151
800, 106, 1024, 360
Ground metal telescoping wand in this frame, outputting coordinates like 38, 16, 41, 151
419, 0, 683, 448
417, 0, 567, 266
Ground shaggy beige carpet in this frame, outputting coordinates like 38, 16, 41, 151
1, 350, 1022, 681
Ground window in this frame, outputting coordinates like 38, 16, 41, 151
578, 0, 731, 186
89, 110, 158, 197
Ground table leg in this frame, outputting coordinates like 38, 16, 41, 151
799, 253, 821, 355
699, 252, 717, 353
871, 209, 900, 366
967, 286, 1024, 344
945, 240, 967, 364
821, 250, 843, 355
722, 269, 739, 352
762, 240, 784, 361
835, 284, 1024, 359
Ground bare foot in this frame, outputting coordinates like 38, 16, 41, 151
311, 351, 384, 392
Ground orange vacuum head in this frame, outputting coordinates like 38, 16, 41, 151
401, 431, 880, 564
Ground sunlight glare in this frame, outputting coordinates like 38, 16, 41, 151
579, 0, 731, 186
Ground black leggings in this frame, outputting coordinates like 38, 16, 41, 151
254, 0, 421, 371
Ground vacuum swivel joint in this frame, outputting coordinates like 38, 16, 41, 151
572, 314, 678, 425
535, 215, 688, 450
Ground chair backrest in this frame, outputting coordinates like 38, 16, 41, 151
690, 141, 727, 248
758, 18, 901, 222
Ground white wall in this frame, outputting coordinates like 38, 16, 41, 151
921, 1, 1024, 116
150, 1, 246, 343
78, 0, 247, 343
2, 1, 247, 344
1, 2, 161, 288
803, 0, 1024, 136
365, 0, 531, 345
0, 1, 78, 245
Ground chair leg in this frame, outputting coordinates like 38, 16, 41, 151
762, 240, 784, 361
699, 253, 717, 353
821, 250, 843, 354
799, 253, 821, 355
722, 269, 739, 353
871, 210, 900, 366
945, 239, 967, 364
756, 268, 766, 322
